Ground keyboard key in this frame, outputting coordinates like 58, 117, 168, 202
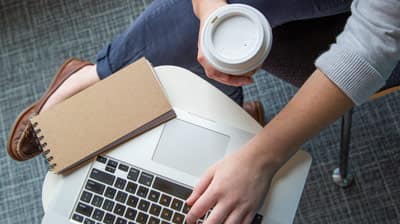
116, 217, 128, 224
136, 186, 149, 198
182, 204, 191, 214
148, 190, 160, 202
91, 195, 103, 207
138, 199, 150, 212
96, 156, 107, 163
127, 195, 139, 208
127, 168, 140, 181
103, 213, 116, 224
85, 180, 105, 195
116, 191, 128, 203
102, 199, 115, 212
105, 166, 116, 173
126, 182, 137, 194
160, 208, 173, 221
72, 213, 84, 222
139, 172, 154, 186
251, 214, 263, 224
115, 178, 127, 190
75, 202, 93, 217
136, 212, 148, 224
84, 218, 95, 224
107, 159, 118, 168
159, 194, 172, 207
114, 203, 126, 216
149, 216, 161, 224
171, 199, 183, 211
161, 221, 169, 224
205, 210, 211, 219
149, 204, 162, 216
125, 207, 137, 220
92, 209, 104, 221
153, 177, 192, 200
105, 187, 117, 199
80, 191, 93, 203
118, 163, 129, 172
90, 168, 115, 186
172, 212, 185, 224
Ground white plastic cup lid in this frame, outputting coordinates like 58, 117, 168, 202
201, 4, 272, 75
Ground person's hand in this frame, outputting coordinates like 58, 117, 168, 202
192, 0, 255, 87
185, 146, 276, 224
197, 46, 255, 86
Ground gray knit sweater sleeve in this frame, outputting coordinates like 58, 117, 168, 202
315, 0, 400, 105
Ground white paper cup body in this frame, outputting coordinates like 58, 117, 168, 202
201, 4, 272, 75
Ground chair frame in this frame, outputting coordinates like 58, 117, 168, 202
332, 85, 400, 187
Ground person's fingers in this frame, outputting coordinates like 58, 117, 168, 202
186, 186, 218, 224
208, 71, 253, 86
241, 211, 256, 224
203, 202, 233, 224
243, 69, 258, 77
198, 44, 258, 86
199, 56, 253, 86
223, 207, 247, 224
216, 73, 243, 83
186, 166, 215, 205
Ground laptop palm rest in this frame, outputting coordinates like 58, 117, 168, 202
152, 119, 230, 177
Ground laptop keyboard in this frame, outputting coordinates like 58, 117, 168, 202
71, 156, 263, 224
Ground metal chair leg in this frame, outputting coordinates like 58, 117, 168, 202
332, 108, 354, 187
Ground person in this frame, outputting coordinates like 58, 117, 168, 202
7, 0, 400, 223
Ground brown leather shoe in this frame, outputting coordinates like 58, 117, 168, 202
243, 101, 265, 126
7, 58, 93, 161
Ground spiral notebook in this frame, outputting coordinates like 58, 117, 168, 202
30, 58, 176, 175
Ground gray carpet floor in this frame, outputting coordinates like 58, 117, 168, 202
1, 0, 399, 223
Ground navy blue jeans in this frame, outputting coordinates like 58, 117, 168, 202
96, 0, 352, 105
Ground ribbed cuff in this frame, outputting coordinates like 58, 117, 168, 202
315, 46, 385, 105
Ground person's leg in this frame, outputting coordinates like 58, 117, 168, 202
227, 0, 353, 88
228, 0, 352, 28
96, 0, 243, 105
95, 0, 352, 97
238, 0, 352, 87
43, 0, 352, 111
43, 0, 243, 112
41, 64, 99, 112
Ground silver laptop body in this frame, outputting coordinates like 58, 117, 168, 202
42, 108, 311, 224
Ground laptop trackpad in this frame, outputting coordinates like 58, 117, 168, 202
152, 119, 230, 177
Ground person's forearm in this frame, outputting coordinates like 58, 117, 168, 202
245, 69, 354, 171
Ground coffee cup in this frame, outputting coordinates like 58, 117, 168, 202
200, 4, 272, 75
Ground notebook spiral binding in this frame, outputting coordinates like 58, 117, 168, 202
31, 121, 57, 170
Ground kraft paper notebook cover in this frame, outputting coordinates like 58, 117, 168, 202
30, 58, 176, 174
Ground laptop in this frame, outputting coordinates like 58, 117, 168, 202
42, 108, 311, 224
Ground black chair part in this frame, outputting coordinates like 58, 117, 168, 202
339, 108, 353, 179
